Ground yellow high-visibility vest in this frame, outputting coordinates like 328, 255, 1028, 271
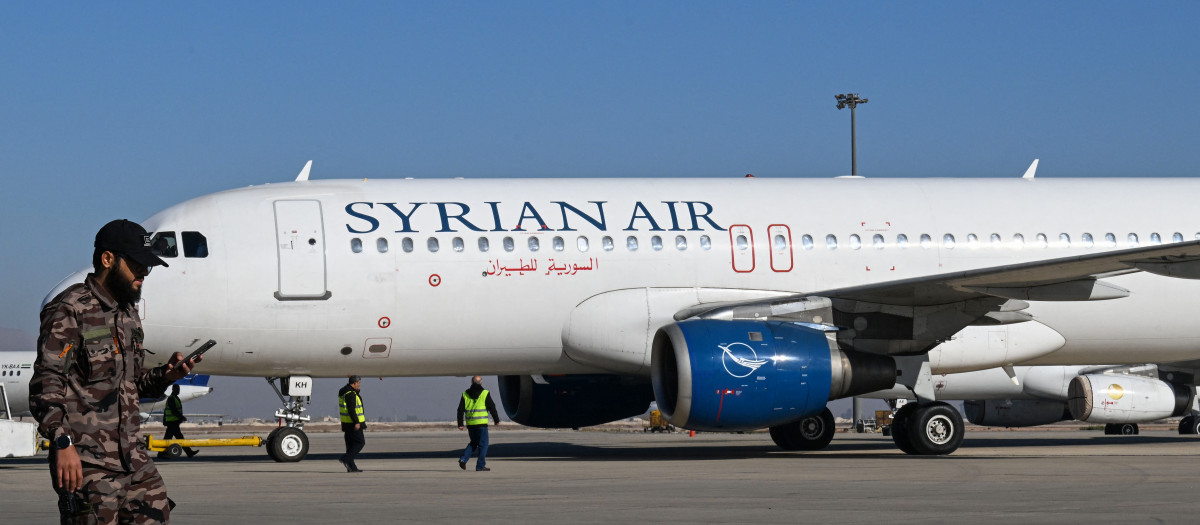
339, 390, 365, 424
164, 395, 183, 424
463, 390, 490, 426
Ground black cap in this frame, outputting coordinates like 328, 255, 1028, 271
94, 219, 169, 268
349, 375, 362, 383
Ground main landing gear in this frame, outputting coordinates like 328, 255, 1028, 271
890, 401, 964, 456
263, 376, 312, 462
769, 408, 836, 451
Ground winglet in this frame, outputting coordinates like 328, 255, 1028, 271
1021, 159, 1039, 180
295, 160, 313, 182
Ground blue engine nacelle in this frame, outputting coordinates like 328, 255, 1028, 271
651, 319, 896, 431
497, 374, 654, 428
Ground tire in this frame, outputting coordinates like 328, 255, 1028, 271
166, 443, 183, 459
904, 402, 964, 456
1179, 416, 1197, 435
1120, 423, 1138, 435
890, 403, 919, 455
769, 408, 835, 451
267, 427, 309, 462
1193, 418, 1200, 435
1104, 423, 1117, 435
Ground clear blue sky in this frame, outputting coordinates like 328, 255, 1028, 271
1, 2, 1195, 419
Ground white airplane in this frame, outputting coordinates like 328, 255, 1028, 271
863, 363, 1200, 437
37, 161, 1200, 460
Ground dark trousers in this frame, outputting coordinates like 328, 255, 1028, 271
459, 425, 489, 470
341, 429, 365, 468
161, 422, 197, 456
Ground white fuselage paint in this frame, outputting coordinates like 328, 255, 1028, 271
42, 177, 1200, 378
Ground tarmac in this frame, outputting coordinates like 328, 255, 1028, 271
3, 427, 1199, 524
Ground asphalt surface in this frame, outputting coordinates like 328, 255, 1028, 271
3, 428, 1199, 524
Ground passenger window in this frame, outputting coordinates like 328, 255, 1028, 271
427, 237, 440, 253
528, 237, 540, 252
919, 234, 931, 249
150, 232, 178, 258
1104, 233, 1116, 247
376, 238, 389, 253
967, 233, 978, 247
897, 234, 908, 248
503, 237, 515, 252
577, 236, 590, 252
990, 233, 1002, 245
602, 236, 615, 251
1173, 232, 1184, 243
182, 232, 208, 258
676, 235, 687, 250
1150, 233, 1161, 244
553, 236, 565, 252
1127, 233, 1139, 246
1035, 233, 1047, 248
1081, 233, 1093, 248
943, 234, 955, 249
627, 236, 639, 251
452, 237, 465, 252
849, 234, 861, 250
478, 237, 490, 252
700, 235, 712, 250
1059, 233, 1070, 247
651, 236, 664, 251
873, 234, 884, 249
826, 234, 838, 250
350, 238, 363, 253
802, 234, 814, 250
402, 237, 414, 253
1012, 233, 1024, 247
774, 235, 787, 251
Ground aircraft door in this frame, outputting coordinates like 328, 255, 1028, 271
768, 224, 793, 272
729, 225, 755, 273
273, 200, 331, 300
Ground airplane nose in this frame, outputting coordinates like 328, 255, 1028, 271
42, 268, 89, 308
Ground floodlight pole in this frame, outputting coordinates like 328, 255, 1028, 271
835, 93, 868, 175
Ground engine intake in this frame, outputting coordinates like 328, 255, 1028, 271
651, 319, 895, 431
1067, 374, 1193, 423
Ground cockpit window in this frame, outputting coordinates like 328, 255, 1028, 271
182, 231, 208, 258
150, 232, 178, 258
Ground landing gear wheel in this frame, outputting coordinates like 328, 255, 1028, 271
1121, 423, 1139, 435
769, 408, 835, 451
266, 427, 309, 462
904, 402, 964, 456
1178, 416, 1197, 435
889, 403, 920, 455
165, 443, 183, 459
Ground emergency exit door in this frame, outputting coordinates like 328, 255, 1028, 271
274, 200, 330, 300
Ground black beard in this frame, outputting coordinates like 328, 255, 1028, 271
104, 268, 142, 307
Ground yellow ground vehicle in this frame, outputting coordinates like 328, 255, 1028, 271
144, 435, 263, 458
644, 410, 675, 433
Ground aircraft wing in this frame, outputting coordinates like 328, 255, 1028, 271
681, 240, 1200, 355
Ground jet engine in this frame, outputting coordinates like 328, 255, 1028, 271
497, 374, 653, 428
1067, 374, 1193, 423
962, 399, 1069, 427
651, 319, 895, 431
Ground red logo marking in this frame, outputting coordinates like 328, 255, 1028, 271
378, 317, 391, 329
428, 274, 441, 287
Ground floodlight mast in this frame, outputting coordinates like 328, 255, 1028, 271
835, 93, 868, 176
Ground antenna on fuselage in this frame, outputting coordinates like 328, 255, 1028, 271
295, 160, 313, 182
1021, 159, 1039, 180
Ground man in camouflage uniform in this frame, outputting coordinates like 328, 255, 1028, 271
30, 219, 201, 524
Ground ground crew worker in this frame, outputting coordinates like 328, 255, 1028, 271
338, 375, 366, 472
457, 376, 500, 471
159, 384, 198, 458
30, 219, 200, 524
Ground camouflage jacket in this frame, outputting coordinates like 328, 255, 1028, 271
30, 274, 171, 472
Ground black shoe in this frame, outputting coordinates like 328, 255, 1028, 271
349, 466, 364, 473
186, 449, 199, 458
476, 467, 491, 472
458, 460, 467, 470
339, 458, 352, 472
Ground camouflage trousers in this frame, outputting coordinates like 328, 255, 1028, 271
49, 454, 172, 524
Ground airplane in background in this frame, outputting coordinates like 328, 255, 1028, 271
1, 351, 213, 419
39, 160, 1200, 460
862, 362, 1200, 438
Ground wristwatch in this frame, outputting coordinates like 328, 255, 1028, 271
55, 433, 73, 449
